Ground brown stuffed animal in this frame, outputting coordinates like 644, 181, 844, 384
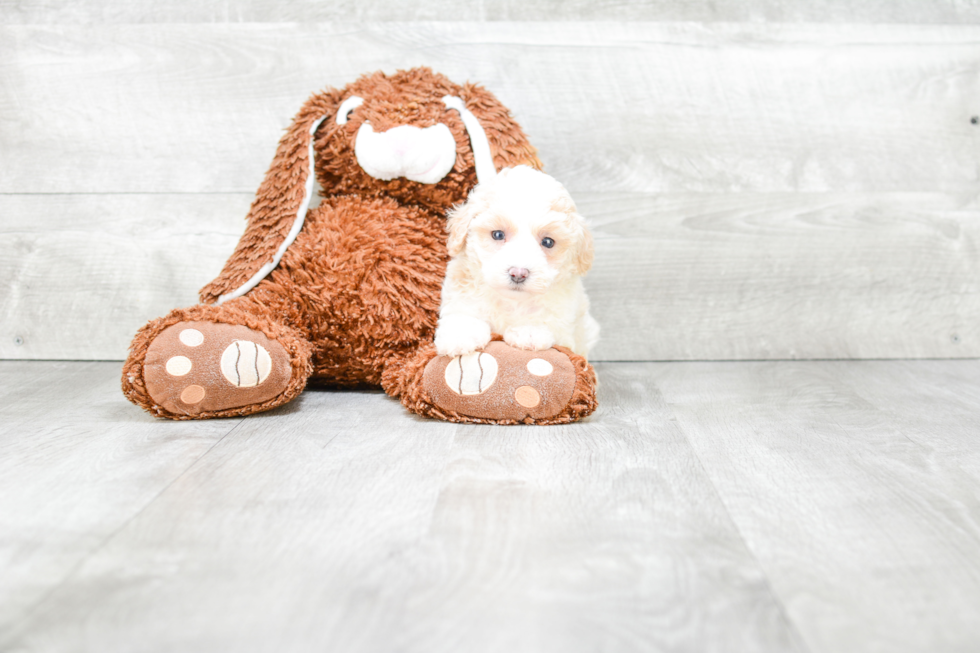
121, 68, 597, 424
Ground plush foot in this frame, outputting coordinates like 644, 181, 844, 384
415, 340, 597, 424
140, 320, 293, 417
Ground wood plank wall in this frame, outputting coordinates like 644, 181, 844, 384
2, 4, 979, 361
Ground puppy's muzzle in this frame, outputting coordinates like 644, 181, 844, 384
508, 267, 530, 284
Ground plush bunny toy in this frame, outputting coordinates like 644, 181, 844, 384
121, 68, 597, 424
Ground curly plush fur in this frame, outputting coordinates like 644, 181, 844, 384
121, 68, 597, 423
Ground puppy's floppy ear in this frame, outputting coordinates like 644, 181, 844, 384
573, 213, 595, 275
446, 181, 491, 257
446, 199, 478, 257
199, 87, 345, 304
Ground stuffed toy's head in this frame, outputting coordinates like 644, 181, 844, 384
313, 68, 541, 213
199, 67, 542, 305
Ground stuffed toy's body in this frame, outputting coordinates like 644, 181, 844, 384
122, 68, 597, 424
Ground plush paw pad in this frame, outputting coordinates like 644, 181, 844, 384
220, 340, 272, 387
444, 351, 499, 395
142, 321, 291, 416
422, 341, 576, 421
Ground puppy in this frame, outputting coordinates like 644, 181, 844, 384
434, 165, 600, 359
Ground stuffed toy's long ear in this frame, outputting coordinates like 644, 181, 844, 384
199, 88, 344, 305
457, 83, 543, 173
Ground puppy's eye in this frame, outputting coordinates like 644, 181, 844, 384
491, 230, 505, 241
541, 237, 555, 248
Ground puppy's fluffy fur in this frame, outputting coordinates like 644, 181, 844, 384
435, 165, 599, 359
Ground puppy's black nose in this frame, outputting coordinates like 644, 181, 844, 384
508, 267, 530, 284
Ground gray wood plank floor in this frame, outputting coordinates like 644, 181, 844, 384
1, 360, 979, 652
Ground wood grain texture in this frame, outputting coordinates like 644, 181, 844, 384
2, 23, 978, 195
3, 21, 979, 363
654, 359, 980, 653
3, 191, 977, 361
830, 360, 980, 482
397, 364, 802, 652
0, 360, 804, 653
581, 191, 980, 361
0, 193, 249, 360
3, 0, 980, 23
2, 388, 460, 653
4, 359, 980, 652
0, 361, 240, 635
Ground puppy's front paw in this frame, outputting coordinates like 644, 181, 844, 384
435, 315, 492, 357
504, 325, 555, 352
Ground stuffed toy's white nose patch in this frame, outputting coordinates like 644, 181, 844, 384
354, 122, 457, 184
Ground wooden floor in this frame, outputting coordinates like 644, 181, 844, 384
1, 359, 979, 652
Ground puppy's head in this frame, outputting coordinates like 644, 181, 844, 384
446, 166, 594, 295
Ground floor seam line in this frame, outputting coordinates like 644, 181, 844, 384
661, 393, 816, 653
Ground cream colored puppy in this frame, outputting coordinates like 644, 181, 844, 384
434, 165, 599, 359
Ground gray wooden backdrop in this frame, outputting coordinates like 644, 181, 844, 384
2, 2, 979, 362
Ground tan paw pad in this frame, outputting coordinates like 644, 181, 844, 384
514, 386, 541, 408
180, 385, 206, 404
